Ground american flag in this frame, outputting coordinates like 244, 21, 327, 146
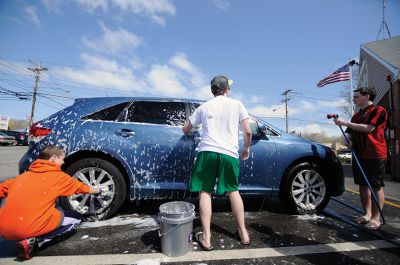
317, 63, 350, 88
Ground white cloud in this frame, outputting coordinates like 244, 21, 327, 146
169, 53, 206, 87
111, 0, 176, 26
82, 21, 143, 55
212, 0, 232, 12
247, 104, 286, 118
76, 0, 108, 12
80, 53, 130, 73
41, 0, 63, 13
50, 52, 209, 98
128, 56, 143, 70
169, 53, 196, 75
297, 100, 317, 111
55, 68, 136, 91
146, 65, 188, 97
52, 54, 145, 93
193, 85, 213, 101
23, 6, 41, 26
249, 95, 262, 104
41, 0, 176, 25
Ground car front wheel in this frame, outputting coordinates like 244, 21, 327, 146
60, 158, 127, 220
281, 162, 330, 214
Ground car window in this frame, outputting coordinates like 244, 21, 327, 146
126, 101, 186, 126
82, 102, 130, 121
262, 126, 279, 136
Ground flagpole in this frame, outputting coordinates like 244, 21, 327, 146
349, 61, 354, 117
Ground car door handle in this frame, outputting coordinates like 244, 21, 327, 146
114, 129, 135, 137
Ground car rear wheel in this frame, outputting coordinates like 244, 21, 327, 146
60, 158, 127, 220
281, 162, 330, 214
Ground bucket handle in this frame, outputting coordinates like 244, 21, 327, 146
158, 216, 184, 237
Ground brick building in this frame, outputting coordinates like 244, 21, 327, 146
358, 36, 400, 181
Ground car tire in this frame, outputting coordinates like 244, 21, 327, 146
60, 158, 127, 221
281, 162, 330, 214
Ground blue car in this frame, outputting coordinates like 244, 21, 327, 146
19, 97, 344, 220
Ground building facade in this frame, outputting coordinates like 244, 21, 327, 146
358, 36, 400, 181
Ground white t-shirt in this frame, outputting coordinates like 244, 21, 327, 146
189, 95, 249, 158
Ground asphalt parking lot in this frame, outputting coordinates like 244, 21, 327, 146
0, 146, 399, 265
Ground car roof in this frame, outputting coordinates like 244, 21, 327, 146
74, 97, 204, 104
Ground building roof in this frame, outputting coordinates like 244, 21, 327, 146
361, 36, 400, 77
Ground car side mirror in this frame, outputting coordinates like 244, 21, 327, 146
249, 122, 261, 138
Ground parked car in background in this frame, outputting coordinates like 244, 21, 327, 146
19, 97, 344, 220
337, 149, 352, 163
0, 131, 17, 146
1, 130, 28, 146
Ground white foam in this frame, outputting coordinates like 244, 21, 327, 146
80, 214, 158, 228
296, 214, 324, 220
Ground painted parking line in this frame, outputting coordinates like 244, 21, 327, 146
1, 239, 399, 265
346, 188, 400, 209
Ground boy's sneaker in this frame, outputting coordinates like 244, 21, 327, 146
16, 237, 38, 260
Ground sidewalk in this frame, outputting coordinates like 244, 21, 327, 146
342, 164, 400, 203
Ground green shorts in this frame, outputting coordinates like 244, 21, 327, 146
189, 151, 240, 195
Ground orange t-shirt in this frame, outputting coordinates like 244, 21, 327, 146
0, 159, 91, 240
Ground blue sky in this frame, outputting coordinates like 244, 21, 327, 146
0, 0, 399, 136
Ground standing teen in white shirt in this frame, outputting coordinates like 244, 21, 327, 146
182, 75, 252, 251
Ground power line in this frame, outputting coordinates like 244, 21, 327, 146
258, 116, 336, 126
36, 99, 63, 110
0, 61, 31, 77
0, 86, 31, 99
36, 92, 74, 100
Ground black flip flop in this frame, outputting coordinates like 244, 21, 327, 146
194, 232, 213, 251
235, 230, 250, 245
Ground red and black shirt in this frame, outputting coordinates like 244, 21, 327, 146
345, 105, 387, 159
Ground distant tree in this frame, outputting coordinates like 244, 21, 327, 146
339, 65, 359, 119
331, 140, 337, 151
301, 131, 344, 147
339, 88, 352, 119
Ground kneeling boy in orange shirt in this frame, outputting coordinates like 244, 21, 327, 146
0, 145, 102, 259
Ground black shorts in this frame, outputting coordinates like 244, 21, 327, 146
352, 159, 385, 188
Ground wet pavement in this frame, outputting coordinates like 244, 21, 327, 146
1, 147, 400, 264
1, 190, 399, 264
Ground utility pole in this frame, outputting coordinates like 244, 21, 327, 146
282, 89, 292, 133
28, 64, 48, 126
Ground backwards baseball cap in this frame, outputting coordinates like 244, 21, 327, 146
210, 75, 234, 94
354, 86, 377, 101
